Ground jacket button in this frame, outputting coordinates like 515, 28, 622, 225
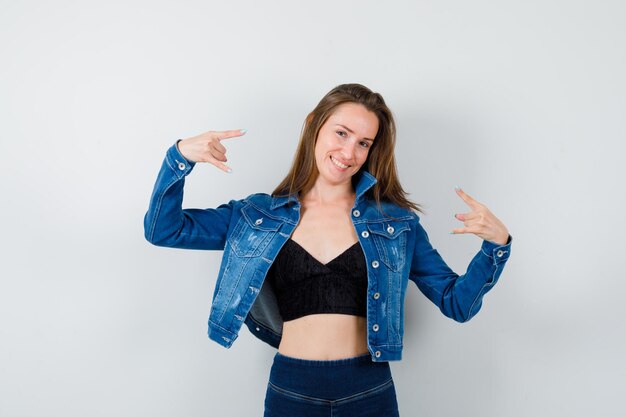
255, 218, 263, 225
352, 210, 361, 218
178, 162, 186, 170
387, 226, 394, 234
372, 324, 379, 332
361, 231, 369, 238
496, 250, 504, 257
373, 292, 380, 300
375, 351, 381, 358
255, 327, 260, 332
372, 260, 379, 268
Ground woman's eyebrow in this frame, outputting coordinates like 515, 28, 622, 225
335, 124, 375, 142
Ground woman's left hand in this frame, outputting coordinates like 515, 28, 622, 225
451, 187, 510, 246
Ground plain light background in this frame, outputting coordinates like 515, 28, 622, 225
1, 0, 625, 416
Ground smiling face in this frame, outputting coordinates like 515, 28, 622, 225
313, 102, 379, 187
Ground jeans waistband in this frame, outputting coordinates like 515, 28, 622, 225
274, 351, 373, 367
269, 351, 392, 400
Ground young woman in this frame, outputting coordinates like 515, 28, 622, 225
144, 83, 512, 416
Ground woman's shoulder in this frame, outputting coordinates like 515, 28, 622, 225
240, 192, 297, 213
243, 192, 272, 201
361, 199, 418, 222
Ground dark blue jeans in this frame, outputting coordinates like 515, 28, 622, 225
264, 352, 400, 416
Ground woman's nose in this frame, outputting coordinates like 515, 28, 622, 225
340, 140, 356, 159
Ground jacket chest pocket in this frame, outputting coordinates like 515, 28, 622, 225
366, 220, 410, 271
229, 205, 284, 258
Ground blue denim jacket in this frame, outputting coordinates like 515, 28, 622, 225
144, 142, 512, 362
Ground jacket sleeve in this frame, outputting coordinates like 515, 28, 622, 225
409, 214, 512, 322
143, 141, 236, 250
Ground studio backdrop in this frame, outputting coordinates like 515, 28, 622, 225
1, 1, 624, 416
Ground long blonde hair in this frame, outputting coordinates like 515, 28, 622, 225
272, 83, 420, 212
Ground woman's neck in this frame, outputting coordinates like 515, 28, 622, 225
302, 179, 355, 207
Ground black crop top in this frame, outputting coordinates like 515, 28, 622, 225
266, 238, 368, 322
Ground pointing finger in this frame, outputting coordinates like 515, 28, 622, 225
455, 186, 481, 209
214, 129, 247, 141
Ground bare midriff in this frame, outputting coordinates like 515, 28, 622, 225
278, 314, 369, 360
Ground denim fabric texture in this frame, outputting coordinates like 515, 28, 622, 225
264, 352, 399, 416
144, 142, 513, 362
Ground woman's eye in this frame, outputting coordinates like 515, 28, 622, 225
360, 141, 370, 148
336, 130, 347, 137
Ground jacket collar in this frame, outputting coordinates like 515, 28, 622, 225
270, 170, 378, 210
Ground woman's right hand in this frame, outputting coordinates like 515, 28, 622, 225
176, 129, 247, 173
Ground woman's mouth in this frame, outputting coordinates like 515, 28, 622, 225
330, 155, 350, 169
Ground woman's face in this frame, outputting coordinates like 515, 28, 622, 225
314, 102, 379, 187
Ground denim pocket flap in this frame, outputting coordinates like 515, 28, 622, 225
241, 205, 284, 231
366, 220, 410, 239
366, 220, 410, 271
229, 205, 284, 258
